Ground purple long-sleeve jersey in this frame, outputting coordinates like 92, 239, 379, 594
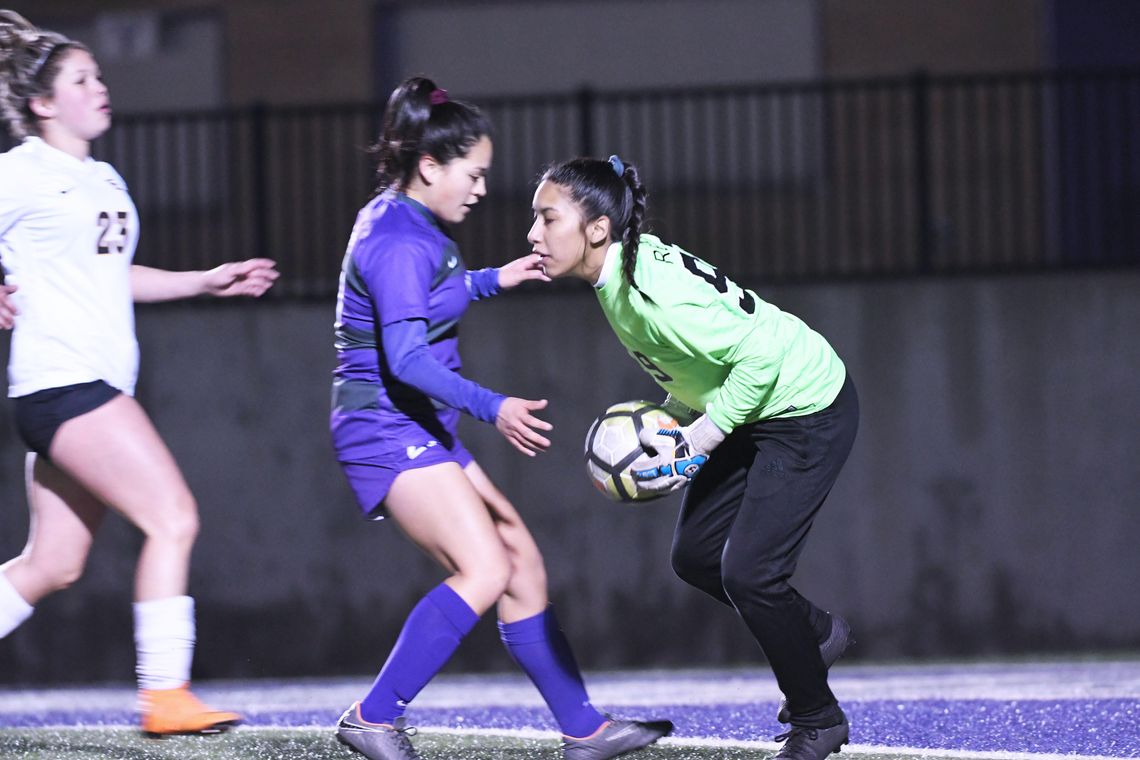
331, 192, 502, 465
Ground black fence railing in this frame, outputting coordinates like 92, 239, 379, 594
3, 69, 1138, 298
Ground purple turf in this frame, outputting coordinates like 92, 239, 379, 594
5, 698, 1138, 757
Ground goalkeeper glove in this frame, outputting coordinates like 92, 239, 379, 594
631, 413, 727, 494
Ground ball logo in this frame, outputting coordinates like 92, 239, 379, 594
584, 400, 678, 504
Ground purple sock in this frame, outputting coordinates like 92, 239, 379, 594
499, 607, 606, 737
359, 583, 479, 724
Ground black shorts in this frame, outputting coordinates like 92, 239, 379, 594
11, 380, 121, 458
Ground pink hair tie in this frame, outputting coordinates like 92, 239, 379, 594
430, 88, 449, 106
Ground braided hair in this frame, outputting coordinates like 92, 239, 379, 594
370, 75, 492, 196
0, 10, 89, 139
540, 155, 648, 292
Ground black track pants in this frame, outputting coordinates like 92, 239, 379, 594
671, 375, 859, 728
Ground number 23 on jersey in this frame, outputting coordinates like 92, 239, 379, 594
96, 211, 130, 254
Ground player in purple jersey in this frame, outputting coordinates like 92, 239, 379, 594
0, 11, 277, 736
329, 77, 671, 760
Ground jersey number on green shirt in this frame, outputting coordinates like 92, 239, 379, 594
680, 253, 755, 314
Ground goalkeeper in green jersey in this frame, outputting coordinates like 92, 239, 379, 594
528, 155, 860, 760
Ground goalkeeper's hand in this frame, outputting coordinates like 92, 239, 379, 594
631, 413, 727, 495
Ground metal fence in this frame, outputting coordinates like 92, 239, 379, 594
4, 69, 1138, 297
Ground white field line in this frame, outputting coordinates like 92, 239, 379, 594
211, 725, 1140, 760
1, 724, 1124, 760
0, 660, 1136, 713
2, 724, 1121, 760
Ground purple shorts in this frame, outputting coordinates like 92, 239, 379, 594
331, 405, 473, 519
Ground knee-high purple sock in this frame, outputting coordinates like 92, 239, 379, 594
499, 607, 606, 737
359, 583, 479, 724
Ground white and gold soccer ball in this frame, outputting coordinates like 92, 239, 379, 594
583, 400, 678, 503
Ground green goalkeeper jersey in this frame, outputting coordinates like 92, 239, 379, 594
594, 235, 846, 432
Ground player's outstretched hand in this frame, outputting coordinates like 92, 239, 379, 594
204, 258, 280, 298
0, 284, 18, 330
496, 397, 553, 456
497, 252, 551, 290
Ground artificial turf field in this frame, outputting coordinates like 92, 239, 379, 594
2, 658, 1137, 759
0, 727, 1048, 760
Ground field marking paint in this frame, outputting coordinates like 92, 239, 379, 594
5, 660, 1133, 713
1, 660, 1137, 759
225, 725, 1133, 760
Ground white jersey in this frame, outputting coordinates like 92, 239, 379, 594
0, 137, 140, 397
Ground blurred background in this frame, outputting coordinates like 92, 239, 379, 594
1, 0, 1137, 685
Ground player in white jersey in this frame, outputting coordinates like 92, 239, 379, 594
0, 11, 278, 735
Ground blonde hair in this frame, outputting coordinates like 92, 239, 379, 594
0, 10, 89, 139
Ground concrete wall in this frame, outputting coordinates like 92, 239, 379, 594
23, 0, 822, 110
24, 0, 375, 109
24, 0, 1064, 113
387, 0, 822, 98
2, 270, 1137, 685
820, 0, 1044, 76
224, 0, 374, 105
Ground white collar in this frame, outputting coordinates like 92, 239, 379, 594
24, 136, 94, 169
594, 241, 622, 289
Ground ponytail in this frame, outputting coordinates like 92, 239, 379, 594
541, 155, 649, 293
370, 75, 492, 196
0, 10, 86, 139
616, 160, 647, 292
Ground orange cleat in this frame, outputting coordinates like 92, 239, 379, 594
139, 683, 241, 736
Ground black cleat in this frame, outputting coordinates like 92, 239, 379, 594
561, 717, 674, 760
772, 716, 849, 760
335, 703, 421, 760
778, 614, 854, 723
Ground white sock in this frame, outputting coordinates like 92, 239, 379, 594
134, 595, 196, 691
0, 572, 34, 639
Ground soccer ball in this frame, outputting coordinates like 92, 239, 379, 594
584, 400, 677, 503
